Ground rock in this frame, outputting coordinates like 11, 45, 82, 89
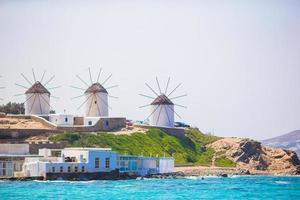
208, 138, 300, 175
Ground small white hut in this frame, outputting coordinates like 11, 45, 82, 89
25, 81, 50, 115
84, 83, 108, 117
150, 94, 174, 127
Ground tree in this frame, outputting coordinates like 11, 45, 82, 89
0, 102, 25, 114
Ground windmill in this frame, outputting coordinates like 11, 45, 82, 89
15, 69, 60, 115
71, 67, 118, 117
139, 77, 187, 127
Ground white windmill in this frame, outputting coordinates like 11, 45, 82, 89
139, 77, 187, 127
71, 67, 118, 117
15, 69, 60, 115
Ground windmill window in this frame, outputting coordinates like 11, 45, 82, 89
94, 100, 97, 104
65, 117, 68, 122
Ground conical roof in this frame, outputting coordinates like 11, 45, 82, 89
151, 94, 174, 105
84, 82, 108, 94
25, 81, 50, 94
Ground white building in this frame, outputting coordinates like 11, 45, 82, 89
0, 144, 41, 178
84, 83, 109, 117
25, 81, 50, 115
22, 148, 174, 180
49, 114, 74, 126
84, 116, 101, 126
150, 94, 174, 127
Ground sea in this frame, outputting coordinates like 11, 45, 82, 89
1, 176, 300, 200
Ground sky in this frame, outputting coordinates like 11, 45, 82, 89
0, 0, 299, 140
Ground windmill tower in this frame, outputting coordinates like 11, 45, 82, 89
139, 77, 187, 127
15, 69, 59, 115
71, 67, 118, 117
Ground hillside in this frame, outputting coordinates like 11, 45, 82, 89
262, 130, 300, 156
49, 128, 236, 166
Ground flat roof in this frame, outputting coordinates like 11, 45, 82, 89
0, 154, 42, 158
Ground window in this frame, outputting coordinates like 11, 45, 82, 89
52, 167, 55, 173
105, 121, 109, 126
67, 166, 71, 173
65, 117, 68, 122
105, 158, 110, 169
81, 166, 85, 172
94, 100, 97, 104
60, 166, 63, 173
74, 166, 78, 172
88, 121, 92, 125
95, 158, 100, 168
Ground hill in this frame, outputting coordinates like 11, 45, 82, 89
261, 130, 300, 156
49, 128, 235, 167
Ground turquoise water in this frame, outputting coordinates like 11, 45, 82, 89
1, 176, 300, 200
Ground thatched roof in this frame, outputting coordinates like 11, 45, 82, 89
151, 94, 174, 105
84, 83, 108, 94
25, 81, 50, 94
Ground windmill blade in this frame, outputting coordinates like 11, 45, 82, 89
47, 86, 61, 90
174, 103, 187, 109
156, 105, 163, 125
139, 104, 151, 108
156, 77, 162, 94
164, 77, 170, 94
39, 94, 52, 109
169, 94, 187, 100
29, 94, 37, 113
167, 83, 182, 97
23, 94, 34, 104
108, 95, 118, 99
40, 70, 46, 82
96, 68, 102, 83
70, 85, 86, 91
88, 67, 93, 84
145, 104, 160, 120
71, 94, 85, 100
106, 85, 118, 90
37, 94, 43, 114
96, 93, 112, 110
21, 73, 32, 86
14, 93, 25, 97
77, 94, 92, 110
15, 83, 29, 89
145, 83, 160, 97
50, 95, 60, 99
32, 68, 37, 82
76, 75, 90, 87
139, 94, 155, 99
44, 75, 55, 86
87, 94, 94, 115
166, 104, 182, 119
102, 74, 112, 85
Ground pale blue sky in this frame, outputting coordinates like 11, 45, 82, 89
0, 0, 299, 140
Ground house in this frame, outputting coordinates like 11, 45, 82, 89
22, 147, 174, 180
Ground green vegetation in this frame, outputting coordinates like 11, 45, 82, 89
215, 155, 236, 167
49, 128, 230, 166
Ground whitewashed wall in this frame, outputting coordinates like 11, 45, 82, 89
25, 93, 50, 115
49, 114, 74, 126
85, 92, 108, 117
150, 105, 174, 127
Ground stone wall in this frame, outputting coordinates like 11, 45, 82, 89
28, 141, 68, 154
45, 170, 120, 180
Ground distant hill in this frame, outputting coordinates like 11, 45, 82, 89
261, 130, 300, 156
